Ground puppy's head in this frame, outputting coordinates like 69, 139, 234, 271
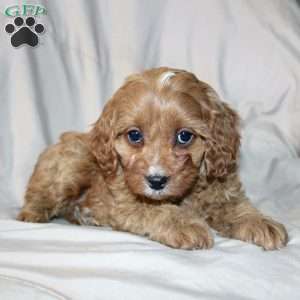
89, 67, 240, 200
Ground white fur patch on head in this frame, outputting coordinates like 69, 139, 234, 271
159, 71, 176, 88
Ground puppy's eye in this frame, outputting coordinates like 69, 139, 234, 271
127, 129, 143, 144
176, 130, 194, 146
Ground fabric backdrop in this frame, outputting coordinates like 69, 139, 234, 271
0, 1, 299, 299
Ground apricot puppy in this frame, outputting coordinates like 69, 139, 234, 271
18, 67, 288, 250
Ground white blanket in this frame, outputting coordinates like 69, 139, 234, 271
0, 0, 299, 299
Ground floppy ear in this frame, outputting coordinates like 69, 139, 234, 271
202, 86, 241, 178
88, 102, 119, 178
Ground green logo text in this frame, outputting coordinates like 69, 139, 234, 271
4, 4, 47, 17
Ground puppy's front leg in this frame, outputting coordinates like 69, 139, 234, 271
198, 178, 288, 250
71, 177, 213, 249
67, 178, 213, 249
109, 201, 214, 250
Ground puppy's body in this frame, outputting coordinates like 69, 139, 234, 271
18, 67, 288, 250
18, 132, 98, 222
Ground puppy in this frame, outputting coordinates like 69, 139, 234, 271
18, 67, 288, 250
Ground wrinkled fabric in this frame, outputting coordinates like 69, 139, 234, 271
0, 0, 299, 299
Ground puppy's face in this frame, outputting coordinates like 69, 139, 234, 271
113, 72, 208, 200
90, 68, 240, 201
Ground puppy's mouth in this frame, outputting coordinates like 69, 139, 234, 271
143, 186, 169, 200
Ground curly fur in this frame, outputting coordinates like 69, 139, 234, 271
18, 67, 288, 250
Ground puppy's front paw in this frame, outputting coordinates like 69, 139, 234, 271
231, 216, 288, 250
151, 219, 214, 250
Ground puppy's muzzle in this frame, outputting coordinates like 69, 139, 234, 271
146, 175, 169, 190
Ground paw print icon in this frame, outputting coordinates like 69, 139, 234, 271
5, 16, 45, 47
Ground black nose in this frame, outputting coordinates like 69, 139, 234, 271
146, 175, 169, 190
